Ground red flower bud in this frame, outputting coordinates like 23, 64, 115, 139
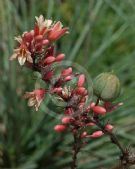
24, 32, 33, 42
90, 131, 104, 138
77, 74, 85, 87
86, 122, 95, 126
92, 106, 106, 115
105, 124, 113, 132
35, 35, 43, 42
90, 102, 96, 108
42, 39, 49, 45
61, 67, 72, 76
52, 87, 62, 94
75, 87, 86, 95
64, 108, 73, 115
42, 71, 53, 81
64, 76, 72, 82
81, 131, 88, 138
54, 124, 67, 132
44, 56, 55, 64
62, 116, 72, 124
55, 54, 65, 62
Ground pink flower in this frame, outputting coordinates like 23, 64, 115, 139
86, 122, 95, 126
75, 87, 87, 96
81, 131, 88, 138
62, 116, 72, 124
92, 106, 106, 115
42, 71, 54, 81
77, 74, 85, 87
90, 131, 104, 138
55, 54, 65, 62
54, 124, 67, 132
105, 124, 114, 132
43, 56, 55, 64
61, 67, 72, 76
48, 21, 69, 41
51, 87, 63, 94
24, 89, 45, 111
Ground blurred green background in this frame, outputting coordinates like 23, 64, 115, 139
0, 0, 135, 168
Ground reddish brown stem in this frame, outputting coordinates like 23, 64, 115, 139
71, 133, 81, 169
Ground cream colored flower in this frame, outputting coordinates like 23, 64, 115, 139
24, 89, 45, 111
35, 15, 53, 30
10, 45, 33, 66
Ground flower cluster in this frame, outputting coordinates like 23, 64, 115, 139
10, 15, 68, 66
10, 15, 123, 139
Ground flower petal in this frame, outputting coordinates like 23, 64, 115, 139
18, 56, 26, 65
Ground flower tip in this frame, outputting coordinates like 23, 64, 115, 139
92, 106, 106, 115
62, 116, 71, 124
90, 131, 104, 138
54, 124, 67, 132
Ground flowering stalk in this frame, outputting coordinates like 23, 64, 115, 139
10, 15, 135, 169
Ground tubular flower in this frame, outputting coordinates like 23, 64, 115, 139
24, 89, 45, 111
48, 21, 69, 41
10, 42, 33, 66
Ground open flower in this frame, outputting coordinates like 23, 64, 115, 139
35, 15, 52, 31
24, 89, 45, 111
48, 21, 69, 41
10, 43, 33, 66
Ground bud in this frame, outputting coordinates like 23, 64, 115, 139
75, 87, 86, 96
64, 76, 72, 82
64, 108, 73, 115
52, 87, 62, 94
90, 131, 104, 138
55, 54, 65, 62
86, 122, 95, 126
35, 35, 43, 42
81, 131, 88, 138
24, 32, 33, 42
44, 56, 55, 64
92, 106, 106, 115
62, 116, 72, 124
42, 39, 49, 45
61, 67, 72, 76
42, 71, 53, 81
77, 74, 85, 87
93, 72, 121, 101
105, 124, 114, 132
54, 124, 67, 132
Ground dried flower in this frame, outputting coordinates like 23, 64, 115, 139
24, 89, 45, 111
10, 43, 32, 65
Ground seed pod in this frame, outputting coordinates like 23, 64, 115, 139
93, 72, 121, 101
